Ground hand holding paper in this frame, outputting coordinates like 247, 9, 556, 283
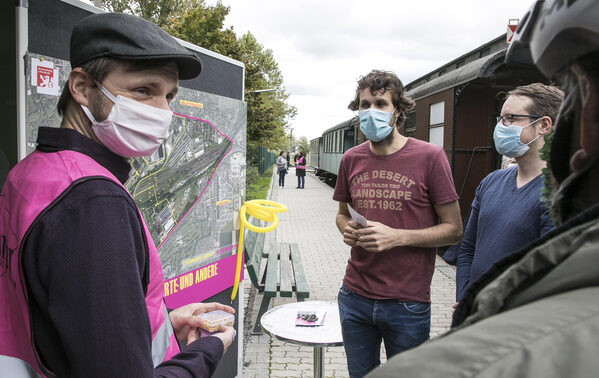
347, 204, 367, 228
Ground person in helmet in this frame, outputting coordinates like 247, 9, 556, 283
367, 0, 599, 376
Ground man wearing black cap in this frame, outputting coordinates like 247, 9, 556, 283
367, 0, 599, 376
0, 12, 235, 377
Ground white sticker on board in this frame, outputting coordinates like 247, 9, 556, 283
31, 58, 59, 96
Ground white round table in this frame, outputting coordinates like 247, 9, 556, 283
260, 301, 343, 378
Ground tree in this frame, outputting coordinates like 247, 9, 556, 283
297, 136, 310, 154
237, 32, 296, 162
164, 1, 240, 58
100, 0, 296, 163
101, 0, 197, 27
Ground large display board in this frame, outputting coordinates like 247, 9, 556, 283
25, 53, 247, 303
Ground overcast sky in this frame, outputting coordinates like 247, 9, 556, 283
212, 1, 532, 141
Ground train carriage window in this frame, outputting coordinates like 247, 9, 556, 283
329, 133, 335, 152
429, 102, 444, 147
333, 131, 336, 152
332, 133, 335, 152
429, 126, 444, 147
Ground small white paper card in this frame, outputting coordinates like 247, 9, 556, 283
31, 58, 59, 96
347, 204, 367, 228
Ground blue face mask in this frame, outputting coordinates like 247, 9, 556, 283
359, 108, 395, 142
493, 118, 541, 158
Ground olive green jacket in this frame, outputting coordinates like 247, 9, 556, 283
367, 205, 599, 378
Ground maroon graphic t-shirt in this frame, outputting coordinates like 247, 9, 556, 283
333, 139, 458, 302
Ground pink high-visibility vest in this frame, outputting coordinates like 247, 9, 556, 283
0, 150, 179, 377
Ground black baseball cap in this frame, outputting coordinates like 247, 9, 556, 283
70, 12, 202, 80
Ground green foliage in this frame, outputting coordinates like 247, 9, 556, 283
245, 166, 272, 202
539, 128, 558, 220
297, 136, 310, 153
164, 1, 240, 58
240, 33, 296, 151
102, 0, 197, 27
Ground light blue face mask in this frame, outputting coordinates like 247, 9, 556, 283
493, 118, 541, 158
359, 108, 395, 142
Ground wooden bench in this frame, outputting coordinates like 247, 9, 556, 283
243, 218, 310, 334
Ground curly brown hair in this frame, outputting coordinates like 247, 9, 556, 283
348, 70, 415, 127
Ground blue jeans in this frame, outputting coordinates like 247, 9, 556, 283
337, 284, 430, 378
278, 171, 286, 187
297, 176, 304, 188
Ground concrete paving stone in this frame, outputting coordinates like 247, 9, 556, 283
268, 370, 292, 377
328, 356, 348, 363
269, 362, 287, 370
271, 344, 302, 353
326, 364, 350, 372
273, 357, 304, 365
246, 344, 270, 353
243, 371, 268, 378
254, 353, 270, 363
287, 351, 313, 359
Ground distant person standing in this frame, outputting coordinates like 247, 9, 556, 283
295, 150, 306, 189
276, 151, 288, 188
456, 83, 561, 301
286, 151, 290, 168
333, 69, 462, 378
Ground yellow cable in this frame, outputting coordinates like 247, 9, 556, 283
230, 200, 287, 302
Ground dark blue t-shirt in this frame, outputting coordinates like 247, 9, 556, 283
456, 166, 554, 300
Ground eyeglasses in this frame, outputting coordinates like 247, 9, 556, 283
496, 113, 542, 126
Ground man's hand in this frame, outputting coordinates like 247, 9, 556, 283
210, 326, 236, 354
342, 221, 360, 247
353, 221, 406, 252
169, 302, 235, 345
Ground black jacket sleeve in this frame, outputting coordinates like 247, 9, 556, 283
23, 179, 223, 377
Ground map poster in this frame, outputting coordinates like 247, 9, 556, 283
25, 53, 247, 306
125, 91, 247, 306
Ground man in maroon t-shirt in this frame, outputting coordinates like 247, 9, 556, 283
333, 70, 462, 378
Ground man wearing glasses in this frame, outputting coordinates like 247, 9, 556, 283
455, 83, 562, 301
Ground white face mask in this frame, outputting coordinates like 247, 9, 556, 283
81, 83, 173, 158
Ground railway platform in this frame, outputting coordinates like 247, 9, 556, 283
242, 167, 457, 378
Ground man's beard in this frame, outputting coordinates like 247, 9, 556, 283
370, 126, 396, 147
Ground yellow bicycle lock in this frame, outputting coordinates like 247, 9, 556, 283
230, 200, 287, 302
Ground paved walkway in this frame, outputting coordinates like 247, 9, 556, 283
242, 167, 457, 378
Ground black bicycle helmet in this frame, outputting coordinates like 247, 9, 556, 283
506, 0, 599, 79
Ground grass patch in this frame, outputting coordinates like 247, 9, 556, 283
246, 166, 273, 201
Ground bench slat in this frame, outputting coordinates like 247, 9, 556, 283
243, 218, 266, 288
263, 241, 278, 296
289, 243, 310, 299
279, 243, 293, 297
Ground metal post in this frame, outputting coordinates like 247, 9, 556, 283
16, 2, 28, 161
313, 346, 324, 378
